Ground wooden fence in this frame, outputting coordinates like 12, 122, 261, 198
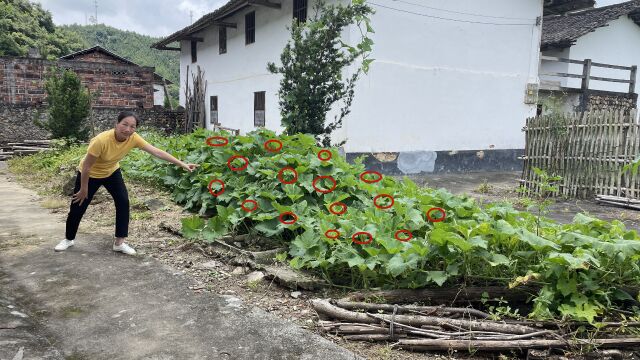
540, 56, 637, 93
521, 110, 640, 199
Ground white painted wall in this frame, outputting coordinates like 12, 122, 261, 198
540, 47, 570, 89
339, 0, 542, 152
563, 16, 640, 93
178, 0, 542, 152
153, 84, 165, 106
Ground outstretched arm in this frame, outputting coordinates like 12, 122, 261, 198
140, 143, 199, 172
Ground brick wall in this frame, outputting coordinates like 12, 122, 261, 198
68, 52, 127, 65
0, 104, 186, 145
0, 56, 155, 109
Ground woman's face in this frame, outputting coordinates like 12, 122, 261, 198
115, 116, 137, 138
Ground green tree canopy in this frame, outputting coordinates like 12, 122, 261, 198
0, 0, 85, 59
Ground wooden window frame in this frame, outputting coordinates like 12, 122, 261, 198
219, 27, 227, 54
245, 11, 255, 45
190, 40, 197, 63
210, 96, 219, 125
254, 91, 265, 127
293, 0, 308, 23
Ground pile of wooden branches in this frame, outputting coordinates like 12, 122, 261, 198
184, 65, 207, 133
312, 299, 640, 353
0, 140, 52, 160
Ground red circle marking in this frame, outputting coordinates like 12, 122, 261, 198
241, 199, 258, 212
277, 167, 298, 184
264, 139, 283, 153
279, 212, 298, 225
206, 136, 228, 147
395, 230, 413, 242
208, 179, 225, 197
325, 229, 340, 239
227, 155, 249, 172
318, 150, 332, 161
312, 176, 337, 194
329, 201, 347, 215
352, 232, 373, 245
360, 171, 383, 184
373, 194, 394, 209
426, 207, 447, 222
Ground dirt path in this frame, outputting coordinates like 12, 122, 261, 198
0, 162, 360, 360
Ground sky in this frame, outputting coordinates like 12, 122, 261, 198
36, 0, 228, 38
35, 0, 629, 38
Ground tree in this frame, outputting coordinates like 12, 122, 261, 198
39, 68, 92, 141
267, 0, 374, 147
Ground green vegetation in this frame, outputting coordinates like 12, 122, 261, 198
267, 0, 374, 147
11, 129, 640, 323
37, 68, 92, 141
122, 129, 640, 323
0, 0, 85, 59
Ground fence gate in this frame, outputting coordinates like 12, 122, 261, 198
521, 110, 640, 199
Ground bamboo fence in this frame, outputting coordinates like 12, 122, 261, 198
521, 109, 640, 199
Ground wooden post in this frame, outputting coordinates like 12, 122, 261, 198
162, 78, 173, 110
581, 59, 591, 91
629, 65, 637, 94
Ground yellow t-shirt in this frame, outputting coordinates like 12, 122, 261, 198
78, 129, 149, 178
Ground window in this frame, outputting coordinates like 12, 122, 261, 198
219, 27, 227, 54
293, 0, 307, 23
245, 11, 255, 45
254, 91, 265, 127
210, 96, 219, 125
191, 40, 197, 63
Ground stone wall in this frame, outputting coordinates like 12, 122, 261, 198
0, 104, 185, 144
0, 56, 155, 109
582, 90, 637, 112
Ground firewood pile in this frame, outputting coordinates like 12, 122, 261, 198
0, 140, 52, 160
312, 299, 640, 354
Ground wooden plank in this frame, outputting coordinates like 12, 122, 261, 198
539, 72, 583, 79
566, 112, 578, 196
588, 76, 631, 84
582, 59, 592, 91
631, 119, 640, 198
540, 56, 585, 65
630, 65, 637, 94
590, 61, 635, 71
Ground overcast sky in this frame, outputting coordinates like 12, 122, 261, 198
36, 0, 228, 38
35, 0, 628, 38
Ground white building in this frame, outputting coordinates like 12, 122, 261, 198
539, 0, 640, 112
153, 0, 545, 173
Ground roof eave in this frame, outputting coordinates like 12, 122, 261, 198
151, 0, 250, 50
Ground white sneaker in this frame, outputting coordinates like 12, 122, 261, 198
113, 242, 136, 255
54, 239, 75, 251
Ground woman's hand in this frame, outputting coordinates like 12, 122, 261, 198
72, 187, 89, 206
182, 163, 199, 173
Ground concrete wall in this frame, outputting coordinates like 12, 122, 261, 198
0, 56, 155, 109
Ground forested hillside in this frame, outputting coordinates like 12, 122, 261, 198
0, 0, 85, 59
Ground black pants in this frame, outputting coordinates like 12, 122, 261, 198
65, 169, 129, 240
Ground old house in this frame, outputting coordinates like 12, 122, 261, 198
59, 45, 172, 107
153, 0, 546, 173
539, 0, 640, 113
0, 46, 181, 144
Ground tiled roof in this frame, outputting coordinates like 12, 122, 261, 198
542, 0, 640, 49
151, 0, 247, 49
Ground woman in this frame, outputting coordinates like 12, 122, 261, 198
54, 111, 198, 255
